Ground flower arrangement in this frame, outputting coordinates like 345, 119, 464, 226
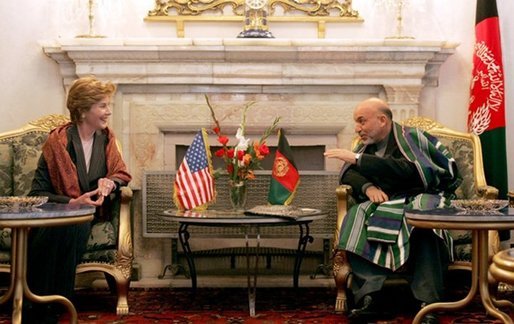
205, 95, 280, 209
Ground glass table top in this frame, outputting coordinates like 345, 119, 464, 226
162, 208, 328, 224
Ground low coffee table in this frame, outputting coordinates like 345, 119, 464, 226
162, 208, 327, 317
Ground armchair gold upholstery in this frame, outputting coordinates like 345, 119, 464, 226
0, 114, 134, 315
332, 116, 499, 313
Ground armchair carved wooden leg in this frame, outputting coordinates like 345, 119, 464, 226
114, 186, 134, 315
333, 249, 352, 313
114, 272, 130, 315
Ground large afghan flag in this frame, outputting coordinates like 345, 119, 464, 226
268, 129, 300, 205
468, 0, 508, 199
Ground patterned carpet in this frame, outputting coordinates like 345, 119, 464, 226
1, 284, 513, 323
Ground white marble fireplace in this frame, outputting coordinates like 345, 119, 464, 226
42, 38, 457, 189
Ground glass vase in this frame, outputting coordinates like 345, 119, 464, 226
229, 180, 247, 211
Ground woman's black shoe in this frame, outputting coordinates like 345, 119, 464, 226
21, 303, 60, 324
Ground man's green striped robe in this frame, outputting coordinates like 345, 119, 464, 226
338, 122, 462, 271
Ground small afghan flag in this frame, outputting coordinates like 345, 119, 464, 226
468, 0, 508, 199
268, 129, 300, 205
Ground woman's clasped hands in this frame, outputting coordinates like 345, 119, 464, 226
69, 178, 116, 206
97, 177, 116, 197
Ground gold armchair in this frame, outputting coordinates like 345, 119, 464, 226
0, 115, 134, 315
332, 116, 499, 313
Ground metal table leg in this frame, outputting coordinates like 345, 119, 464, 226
245, 226, 260, 317
178, 223, 197, 290
293, 222, 313, 288
311, 238, 331, 279
0, 228, 79, 324
159, 238, 189, 279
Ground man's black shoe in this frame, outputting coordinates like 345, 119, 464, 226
419, 302, 439, 324
420, 313, 439, 324
348, 295, 376, 320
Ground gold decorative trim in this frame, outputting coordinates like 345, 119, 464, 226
28, 114, 70, 132
269, 0, 358, 17
400, 116, 443, 131
400, 116, 497, 199
149, 0, 243, 16
146, 0, 361, 38
0, 114, 69, 143
149, 0, 358, 17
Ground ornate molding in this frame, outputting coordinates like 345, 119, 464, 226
148, 0, 359, 17
28, 114, 70, 132
401, 116, 444, 131
149, 0, 243, 16
269, 0, 358, 17
0, 114, 69, 141
146, 0, 361, 37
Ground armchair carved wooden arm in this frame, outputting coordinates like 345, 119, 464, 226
0, 114, 134, 315
332, 116, 499, 313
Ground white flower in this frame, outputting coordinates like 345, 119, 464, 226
235, 127, 251, 151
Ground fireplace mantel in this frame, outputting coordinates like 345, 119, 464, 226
41, 38, 458, 187
42, 38, 456, 88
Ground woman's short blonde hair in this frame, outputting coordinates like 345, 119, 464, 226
66, 76, 116, 123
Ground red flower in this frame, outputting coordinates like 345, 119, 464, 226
254, 142, 270, 160
214, 148, 225, 158
227, 148, 235, 159
205, 96, 280, 184
259, 143, 270, 156
218, 136, 229, 146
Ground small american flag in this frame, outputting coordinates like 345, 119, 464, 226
173, 129, 215, 210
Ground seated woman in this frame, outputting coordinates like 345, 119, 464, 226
25, 76, 132, 323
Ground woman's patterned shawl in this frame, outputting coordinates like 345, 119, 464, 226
42, 122, 132, 198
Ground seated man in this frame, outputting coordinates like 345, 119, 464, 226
325, 98, 461, 324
